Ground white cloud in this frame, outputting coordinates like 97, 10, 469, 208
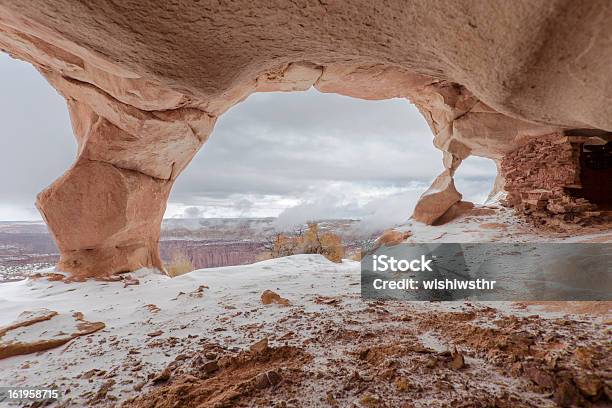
454, 156, 498, 204
273, 181, 429, 232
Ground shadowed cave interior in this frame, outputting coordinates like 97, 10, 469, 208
577, 141, 612, 210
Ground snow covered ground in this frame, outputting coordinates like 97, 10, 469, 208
0, 255, 363, 405
396, 205, 612, 244
0, 207, 610, 407
0, 255, 609, 406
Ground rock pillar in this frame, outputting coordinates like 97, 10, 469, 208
32, 71, 215, 278
37, 159, 172, 278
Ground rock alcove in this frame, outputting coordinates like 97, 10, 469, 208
577, 139, 612, 210
1, 1, 611, 277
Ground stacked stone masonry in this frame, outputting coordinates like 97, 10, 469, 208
501, 134, 610, 231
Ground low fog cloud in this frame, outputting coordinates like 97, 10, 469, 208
272, 182, 429, 233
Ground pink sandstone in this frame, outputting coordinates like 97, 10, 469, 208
0, 1, 611, 277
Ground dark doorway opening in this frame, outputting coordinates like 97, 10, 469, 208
579, 141, 612, 210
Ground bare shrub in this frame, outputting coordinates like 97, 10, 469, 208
268, 222, 344, 263
271, 233, 299, 258
346, 250, 362, 261
165, 250, 194, 277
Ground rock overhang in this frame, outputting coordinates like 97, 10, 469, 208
1, 0, 611, 277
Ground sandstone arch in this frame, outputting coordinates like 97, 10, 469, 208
0, 1, 610, 277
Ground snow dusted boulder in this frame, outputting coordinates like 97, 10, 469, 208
0, 308, 105, 359
413, 170, 462, 225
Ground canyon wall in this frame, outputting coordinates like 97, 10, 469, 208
1, 1, 611, 277
160, 241, 264, 271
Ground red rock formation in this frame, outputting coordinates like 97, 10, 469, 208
412, 170, 462, 224
160, 241, 264, 270
1, 1, 611, 276
0, 309, 104, 359
501, 134, 611, 231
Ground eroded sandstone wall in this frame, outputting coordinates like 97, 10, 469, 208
501, 134, 609, 231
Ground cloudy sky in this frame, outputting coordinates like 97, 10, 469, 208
0, 53, 496, 229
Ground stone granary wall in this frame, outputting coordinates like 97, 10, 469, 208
1, 1, 612, 277
501, 133, 610, 231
